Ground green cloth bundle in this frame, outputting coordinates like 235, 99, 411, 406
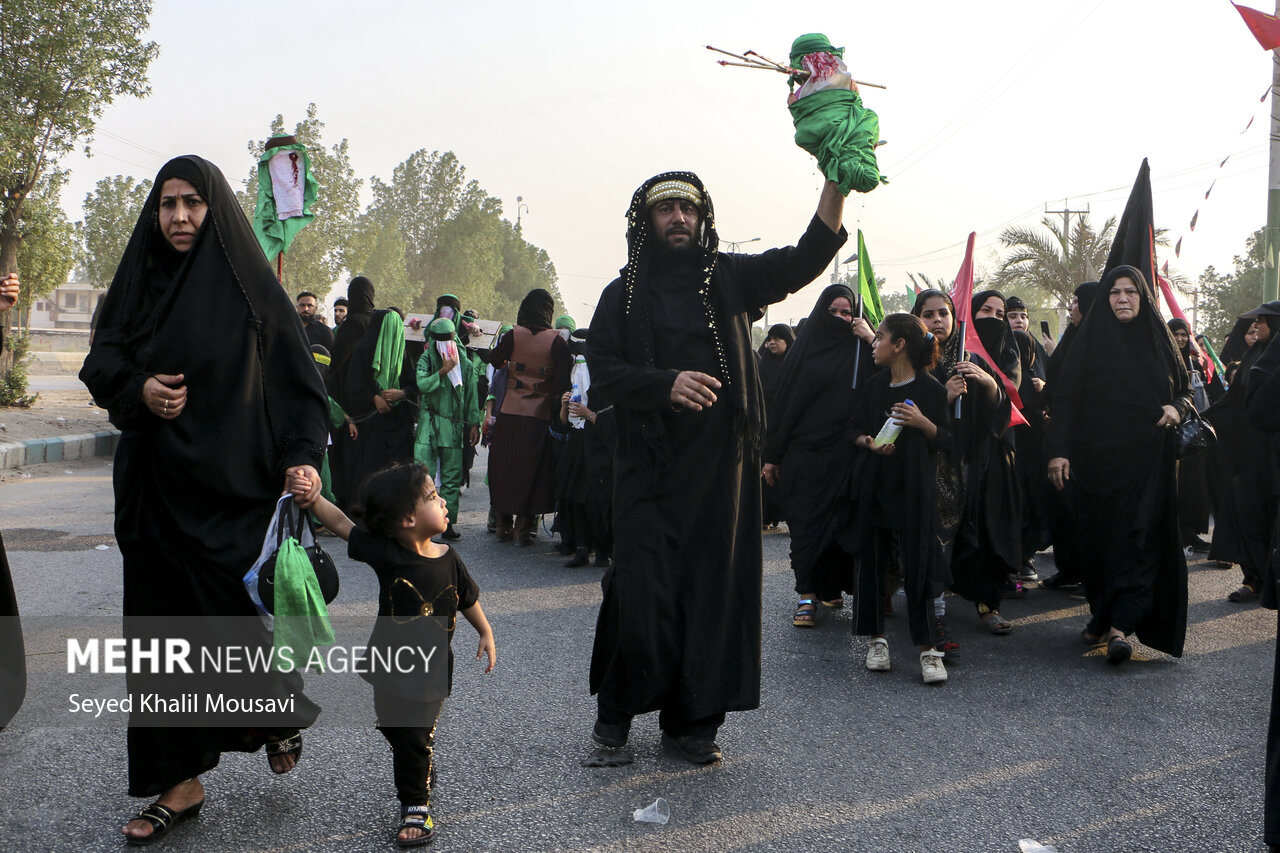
271, 537, 335, 672
788, 32, 883, 196
790, 89, 882, 196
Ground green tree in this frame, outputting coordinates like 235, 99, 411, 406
371, 150, 490, 289
0, 0, 157, 376
12, 170, 76, 330
492, 223, 561, 321
344, 212, 416, 313
993, 215, 1116, 309
1199, 227, 1266, 347
237, 104, 362, 294
76, 174, 152, 287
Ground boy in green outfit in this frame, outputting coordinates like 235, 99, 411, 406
414, 317, 481, 540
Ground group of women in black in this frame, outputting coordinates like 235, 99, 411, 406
762, 265, 1197, 682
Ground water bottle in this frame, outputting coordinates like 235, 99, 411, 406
571, 383, 581, 404
872, 398, 912, 447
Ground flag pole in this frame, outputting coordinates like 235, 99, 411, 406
1267, 0, 1280, 301
954, 320, 966, 420
851, 293, 864, 389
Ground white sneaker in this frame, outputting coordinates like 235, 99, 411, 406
865, 638, 890, 671
920, 650, 947, 684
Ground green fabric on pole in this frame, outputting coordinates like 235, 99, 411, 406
372, 311, 406, 394
856, 230, 884, 327
789, 33, 843, 68
252, 140, 319, 263
789, 88, 882, 195
1201, 336, 1228, 381
904, 284, 918, 306
271, 537, 335, 672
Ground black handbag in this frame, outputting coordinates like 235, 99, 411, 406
1175, 408, 1217, 459
258, 496, 340, 614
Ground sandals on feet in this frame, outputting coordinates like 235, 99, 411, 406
820, 596, 844, 609
1080, 628, 1105, 646
1106, 634, 1133, 665
396, 804, 435, 848
793, 599, 817, 627
979, 609, 1012, 635
265, 732, 303, 774
124, 799, 203, 847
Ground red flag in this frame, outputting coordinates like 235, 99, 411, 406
948, 233, 1029, 429
1234, 3, 1280, 50
1157, 275, 1216, 384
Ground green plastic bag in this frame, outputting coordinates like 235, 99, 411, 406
272, 537, 336, 672
789, 88, 882, 196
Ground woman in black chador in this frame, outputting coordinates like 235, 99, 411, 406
761, 284, 872, 626
1047, 265, 1191, 664
757, 322, 795, 529
81, 156, 330, 843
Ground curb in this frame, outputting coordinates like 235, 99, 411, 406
0, 430, 120, 471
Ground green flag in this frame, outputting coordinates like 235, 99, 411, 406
856, 230, 884, 327
253, 135, 319, 264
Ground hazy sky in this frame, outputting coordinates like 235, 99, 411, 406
59, 0, 1278, 326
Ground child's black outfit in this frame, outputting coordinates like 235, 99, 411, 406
349, 527, 479, 807
842, 371, 952, 645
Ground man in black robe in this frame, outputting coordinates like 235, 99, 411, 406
584, 171, 846, 765
296, 290, 336, 351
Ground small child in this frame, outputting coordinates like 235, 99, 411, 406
290, 462, 495, 848
846, 313, 951, 684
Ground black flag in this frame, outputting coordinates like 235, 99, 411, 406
1103, 158, 1158, 292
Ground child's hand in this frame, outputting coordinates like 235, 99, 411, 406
891, 401, 928, 431
286, 467, 319, 507
476, 631, 496, 673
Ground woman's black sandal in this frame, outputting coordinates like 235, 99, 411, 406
1106, 635, 1132, 665
124, 799, 203, 846
265, 731, 303, 774
396, 804, 435, 848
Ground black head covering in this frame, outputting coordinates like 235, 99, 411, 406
1055, 264, 1188, 419
1238, 300, 1280, 320
347, 276, 375, 314
1075, 281, 1101, 316
516, 288, 554, 331
767, 323, 796, 345
333, 296, 349, 308
1047, 281, 1100, 388
310, 344, 331, 379
765, 285, 861, 456
911, 289, 962, 378
81, 153, 329, 476
970, 289, 1022, 391
1005, 296, 1027, 314
1221, 316, 1258, 364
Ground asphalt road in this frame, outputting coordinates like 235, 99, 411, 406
0, 453, 1273, 852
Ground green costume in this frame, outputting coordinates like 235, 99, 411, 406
414, 318, 481, 523
788, 33, 883, 196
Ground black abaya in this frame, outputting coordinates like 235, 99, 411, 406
1047, 265, 1191, 655
81, 156, 329, 795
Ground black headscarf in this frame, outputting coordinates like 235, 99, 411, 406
516, 288, 555, 331
81, 153, 329, 481
1005, 295, 1028, 314
766, 285, 859, 445
970, 289, 1022, 390
328, 275, 377, 404
1047, 281, 1100, 389
757, 322, 796, 407
910, 289, 962, 380
1050, 265, 1188, 447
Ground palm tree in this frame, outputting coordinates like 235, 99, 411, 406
993, 215, 1116, 309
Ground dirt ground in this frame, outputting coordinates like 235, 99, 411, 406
0, 386, 111, 443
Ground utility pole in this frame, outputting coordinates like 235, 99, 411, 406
1045, 199, 1090, 247
1266, 6, 1280, 301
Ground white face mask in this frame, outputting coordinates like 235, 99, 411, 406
558, 328, 572, 341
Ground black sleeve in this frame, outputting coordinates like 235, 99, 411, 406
489, 331, 514, 368
348, 526, 394, 575
453, 551, 480, 610
725, 215, 848, 318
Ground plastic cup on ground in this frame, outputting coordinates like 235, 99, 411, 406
633, 798, 670, 825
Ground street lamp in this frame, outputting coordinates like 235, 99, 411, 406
720, 236, 760, 254
831, 252, 858, 284
516, 195, 529, 229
